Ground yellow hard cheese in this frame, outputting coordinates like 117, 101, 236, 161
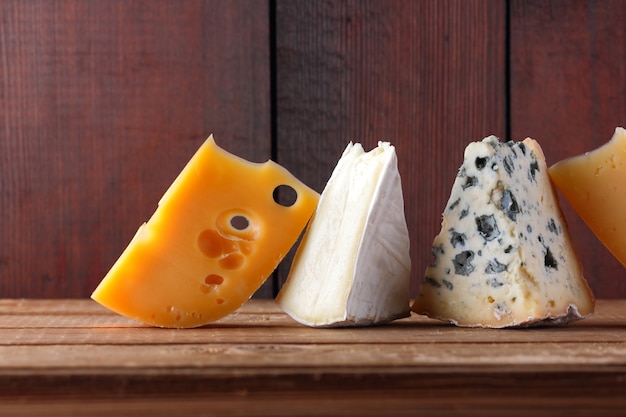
549, 127, 626, 268
91, 136, 319, 328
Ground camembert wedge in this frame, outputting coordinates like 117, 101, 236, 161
276, 142, 411, 327
92, 136, 319, 328
412, 136, 594, 328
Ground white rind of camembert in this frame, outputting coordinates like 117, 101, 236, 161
411, 136, 595, 328
276, 142, 411, 327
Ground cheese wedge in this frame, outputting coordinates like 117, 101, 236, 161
412, 136, 594, 328
276, 142, 411, 327
549, 127, 626, 268
91, 136, 319, 328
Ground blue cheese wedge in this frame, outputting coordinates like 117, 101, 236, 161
276, 142, 411, 327
412, 136, 595, 328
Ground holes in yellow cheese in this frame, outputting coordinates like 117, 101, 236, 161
230, 215, 249, 231
216, 209, 258, 241
273, 184, 298, 207
201, 274, 224, 295
219, 252, 245, 270
198, 229, 236, 258
198, 209, 259, 271
198, 228, 246, 258
237, 241, 254, 256
90, 136, 321, 329
205, 274, 224, 285
164, 305, 182, 322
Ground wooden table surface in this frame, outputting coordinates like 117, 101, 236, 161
1, 299, 625, 417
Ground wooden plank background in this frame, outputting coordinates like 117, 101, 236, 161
1, 299, 626, 416
274, 0, 506, 292
509, 0, 626, 299
0, 0, 624, 299
0, 0, 273, 297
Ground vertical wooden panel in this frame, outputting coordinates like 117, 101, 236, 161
510, 0, 626, 298
275, 0, 506, 295
0, 0, 271, 297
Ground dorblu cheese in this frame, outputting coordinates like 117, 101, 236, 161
276, 142, 411, 327
412, 136, 595, 328
91, 136, 319, 328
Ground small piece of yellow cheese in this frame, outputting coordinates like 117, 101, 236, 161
549, 127, 626, 269
91, 135, 319, 328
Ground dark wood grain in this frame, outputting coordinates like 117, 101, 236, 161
510, 0, 626, 298
0, 299, 625, 417
274, 0, 506, 295
0, 0, 272, 297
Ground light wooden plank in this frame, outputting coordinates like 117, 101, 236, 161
0, 342, 625, 370
0, 299, 112, 315
2, 298, 624, 320
0, 296, 624, 417
4, 325, 626, 345
0, 298, 281, 315
0, 300, 624, 345
0, 310, 287, 328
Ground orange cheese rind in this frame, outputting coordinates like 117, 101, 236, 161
91, 135, 319, 328
549, 127, 626, 269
